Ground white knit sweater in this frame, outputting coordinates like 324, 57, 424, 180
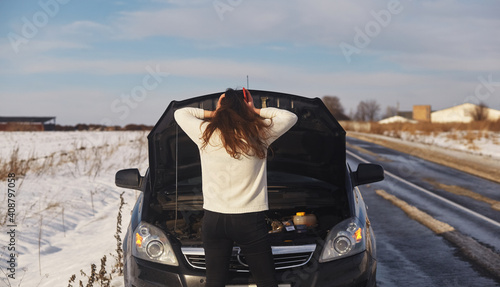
174, 107, 297, 214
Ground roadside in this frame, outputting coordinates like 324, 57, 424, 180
347, 131, 500, 184
376, 188, 500, 282
346, 136, 500, 283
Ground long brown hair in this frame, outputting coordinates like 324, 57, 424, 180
201, 88, 271, 159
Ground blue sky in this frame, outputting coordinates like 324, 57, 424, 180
1, 0, 499, 126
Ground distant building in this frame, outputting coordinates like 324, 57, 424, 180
413, 105, 431, 122
379, 103, 500, 124
380, 105, 430, 124
431, 103, 500, 123
0, 117, 56, 131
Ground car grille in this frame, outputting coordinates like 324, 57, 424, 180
182, 244, 316, 272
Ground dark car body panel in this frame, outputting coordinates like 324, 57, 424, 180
147, 90, 346, 192
125, 247, 375, 287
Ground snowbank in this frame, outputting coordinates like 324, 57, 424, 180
0, 131, 149, 287
378, 116, 417, 124
383, 130, 500, 160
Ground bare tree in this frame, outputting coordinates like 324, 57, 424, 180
470, 102, 489, 121
322, 96, 350, 120
383, 105, 398, 119
354, 100, 380, 121
354, 102, 367, 121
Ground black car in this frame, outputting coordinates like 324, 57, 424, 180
116, 90, 384, 287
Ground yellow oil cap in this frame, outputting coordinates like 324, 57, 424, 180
296, 212, 305, 216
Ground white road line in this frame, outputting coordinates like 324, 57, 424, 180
347, 149, 500, 229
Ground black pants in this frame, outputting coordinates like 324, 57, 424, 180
202, 210, 278, 287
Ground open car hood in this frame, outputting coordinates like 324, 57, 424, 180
147, 90, 346, 193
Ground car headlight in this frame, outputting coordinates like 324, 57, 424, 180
132, 222, 178, 266
319, 217, 366, 263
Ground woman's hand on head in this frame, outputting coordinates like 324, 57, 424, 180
207, 90, 260, 117
244, 90, 260, 115
204, 93, 225, 118
217, 93, 225, 110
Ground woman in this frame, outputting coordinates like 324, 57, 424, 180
174, 88, 297, 287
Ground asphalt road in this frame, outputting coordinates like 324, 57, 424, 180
346, 136, 500, 287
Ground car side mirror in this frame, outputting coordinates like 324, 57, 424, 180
115, 168, 143, 190
353, 163, 384, 186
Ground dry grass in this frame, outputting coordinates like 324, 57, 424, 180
0, 132, 148, 179
342, 119, 500, 134
67, 192, 126, 287
0, 146, 32, 176
342, 120, 500, 148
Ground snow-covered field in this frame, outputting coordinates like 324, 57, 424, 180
0, 131, 149, 287
0, 130, 498, 287
381, 130, 500, 160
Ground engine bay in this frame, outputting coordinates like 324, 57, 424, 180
152, 179, 349, 246
155, 205, 346, 246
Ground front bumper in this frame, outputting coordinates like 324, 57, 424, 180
124, 250, 376, 287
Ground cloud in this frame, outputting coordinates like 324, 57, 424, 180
6, 0, 500, 73
60, 20, 115, 37
382, 9, 500, 57
2, 40, 90, 56
0, 55, 306, 85
0, 20, 107, 58
110, 0, 371, 45
104, 0, 500, 70
384, 53, 500, 72
331, 0, 500, 71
